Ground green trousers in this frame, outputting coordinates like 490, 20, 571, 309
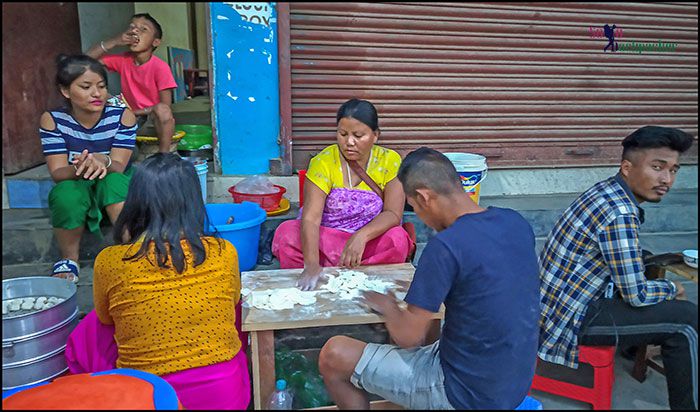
48, 168, 134, 234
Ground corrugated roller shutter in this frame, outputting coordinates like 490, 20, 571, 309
288, 2, 698, 170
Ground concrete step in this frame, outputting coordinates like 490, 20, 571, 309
3, 188, 697, 267
6, 162, 697, 210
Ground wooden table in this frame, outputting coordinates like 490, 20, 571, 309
632, 260, 698, 382
241, 263, 444, 410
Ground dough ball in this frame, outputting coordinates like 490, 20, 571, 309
10, 300, 22, 312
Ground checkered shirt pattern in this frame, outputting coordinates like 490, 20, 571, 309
538, 175, 677, 368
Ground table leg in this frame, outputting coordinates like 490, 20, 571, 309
632, 346, 648, 382
251, 330, 276, 409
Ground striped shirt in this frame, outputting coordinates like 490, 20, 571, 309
39, 106, 136, 161
538, 173, 677, 368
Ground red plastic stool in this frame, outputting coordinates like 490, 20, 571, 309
530, 345, 615, 410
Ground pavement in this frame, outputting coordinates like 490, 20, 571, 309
533, 270, 696, 410
3, 233, 696, 410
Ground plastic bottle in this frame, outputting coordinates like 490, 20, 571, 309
268, 379, 294, 410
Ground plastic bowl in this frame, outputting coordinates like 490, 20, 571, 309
136, 130, 186, 144
682, 249, 698, 268
228, 185, 286, 212
176, 125, 212, 150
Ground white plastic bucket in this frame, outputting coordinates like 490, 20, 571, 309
443, 153, 488, 204
193, 161, 208, 202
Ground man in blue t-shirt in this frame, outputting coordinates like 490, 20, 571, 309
317, 147, 541, 409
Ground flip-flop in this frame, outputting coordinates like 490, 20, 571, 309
51, 259, 80, 283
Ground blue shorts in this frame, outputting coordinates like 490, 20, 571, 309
350, 340, 454, 409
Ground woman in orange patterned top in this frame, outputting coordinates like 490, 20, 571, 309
65, 153, 250, 409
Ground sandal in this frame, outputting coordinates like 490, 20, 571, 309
52, 259, 80, 283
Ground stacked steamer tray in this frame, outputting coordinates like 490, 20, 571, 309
2, 277, 79, 390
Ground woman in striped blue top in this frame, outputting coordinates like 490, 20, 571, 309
39, 54, 137, 282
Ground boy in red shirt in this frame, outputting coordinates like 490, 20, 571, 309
88, 13, 177, 153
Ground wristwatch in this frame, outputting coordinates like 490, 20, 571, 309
668, 280, 677, 297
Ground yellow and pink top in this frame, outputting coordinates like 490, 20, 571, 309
307, 144, 402, 194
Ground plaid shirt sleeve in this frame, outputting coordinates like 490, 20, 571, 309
598, 214, 676, 306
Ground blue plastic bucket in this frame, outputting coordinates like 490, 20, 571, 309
194, 163, 208, 202
205, 202, 267, 271
182, 157, 208, 202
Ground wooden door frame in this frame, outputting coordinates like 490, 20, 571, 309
271, 2, 293, 176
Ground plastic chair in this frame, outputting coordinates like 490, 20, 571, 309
530, 345, 615, 410
297, 170, 417, 261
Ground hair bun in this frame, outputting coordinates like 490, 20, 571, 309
55, 54, 70, 66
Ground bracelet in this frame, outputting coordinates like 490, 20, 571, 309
100, 41, 108, 53
104, 154, 112, 169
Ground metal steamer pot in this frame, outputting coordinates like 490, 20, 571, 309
3, 277, 78, 390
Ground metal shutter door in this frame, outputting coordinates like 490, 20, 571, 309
287, 2, 697, 170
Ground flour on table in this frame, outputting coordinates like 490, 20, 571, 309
242, 269, 396, 311
321, 269, 394, 300
242, 287, 319, 311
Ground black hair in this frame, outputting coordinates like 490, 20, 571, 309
113, 153, 220, 274
336, 98, 379, 131
397, 147, 463, 197
132, 13, 163, 39
55, 54, 108, 90
622, 126, 694, 161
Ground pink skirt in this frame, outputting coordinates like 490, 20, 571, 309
65, 311, 251, 410
272, 220, 413, 269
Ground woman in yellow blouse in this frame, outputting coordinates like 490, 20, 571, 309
65, 153, 250, 409
272, 99, 414, 290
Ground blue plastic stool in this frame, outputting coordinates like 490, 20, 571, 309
92, 369, 180, 410
516, 395, 543, 410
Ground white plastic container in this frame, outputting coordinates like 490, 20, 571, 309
443, 152, 488, 204
682, 249, 698, 268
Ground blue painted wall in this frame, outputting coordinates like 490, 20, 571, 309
210, 3, 279, 174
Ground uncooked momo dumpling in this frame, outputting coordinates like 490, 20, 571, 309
21, 298, 36, 310
9, 299, 22, 312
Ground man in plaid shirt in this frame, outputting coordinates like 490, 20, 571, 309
538, 126, 697, 410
